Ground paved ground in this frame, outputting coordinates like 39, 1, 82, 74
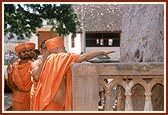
4, 93, 12, 111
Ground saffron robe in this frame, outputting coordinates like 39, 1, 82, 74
33, 53, 79, 111
11, 60, 33, 111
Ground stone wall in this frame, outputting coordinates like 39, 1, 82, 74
120, 4, 164, 62
72, 62, 164, 111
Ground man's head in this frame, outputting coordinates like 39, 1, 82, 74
15, 42, 35, 60
45, 36, 66, 53
33, 49, 40, 60
40, 40, 47, 54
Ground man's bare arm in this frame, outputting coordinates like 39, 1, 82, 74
75, 51, 116, 63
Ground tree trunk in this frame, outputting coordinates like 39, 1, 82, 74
118, 4, 164, 111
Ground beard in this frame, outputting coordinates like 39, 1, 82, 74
19, 54, 32, 60
22, 57, 32, 60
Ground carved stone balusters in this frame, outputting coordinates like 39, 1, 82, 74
124, 91, 133, 111
105, 89, 112, 111
124, 78, 134, 111
144, 92, 153, 111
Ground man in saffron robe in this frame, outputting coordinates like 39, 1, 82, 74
7, 42, 35, 111
33, 36, 115, 111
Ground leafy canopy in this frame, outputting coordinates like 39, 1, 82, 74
4, 4, 80, 40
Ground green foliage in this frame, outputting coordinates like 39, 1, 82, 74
4, 4, 80, 40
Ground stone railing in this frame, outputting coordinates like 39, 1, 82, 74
72, 62, 164, 111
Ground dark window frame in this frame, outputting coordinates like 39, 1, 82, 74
86, 32, 120, 47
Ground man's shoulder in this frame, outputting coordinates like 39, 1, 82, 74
57, 52, 79, 57
49, 53, 79, 59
